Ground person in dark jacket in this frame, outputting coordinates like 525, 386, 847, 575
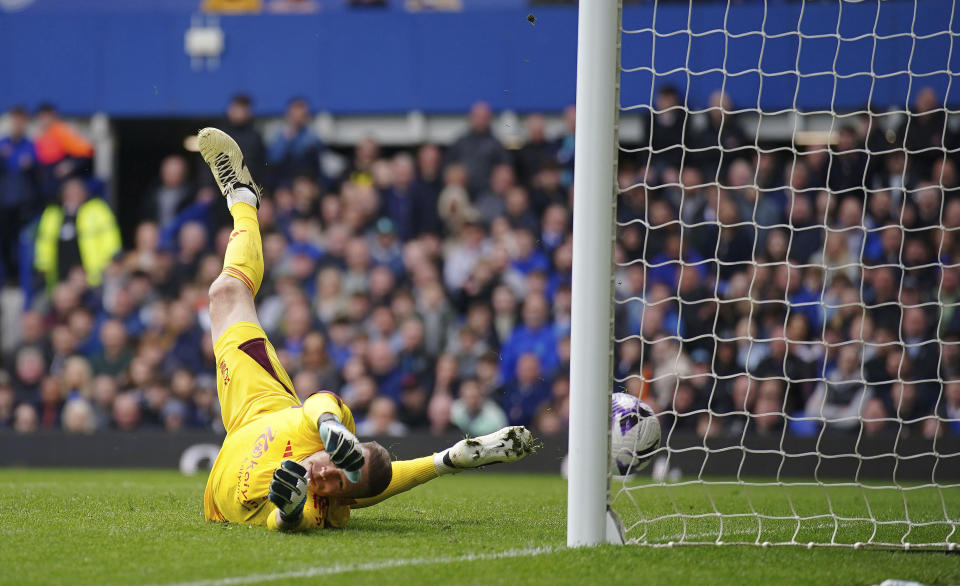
514, 113, 558, 189
446, 101, 509, 196
649, 84, 688, 172
896, 87, 946, 183
692, 90, 750, 178
141, 154, 194, 228
223, 94, 267, 182
410, 143, 444, 238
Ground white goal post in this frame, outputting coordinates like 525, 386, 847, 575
567, 0, 621, 547
568, 0, 960, 549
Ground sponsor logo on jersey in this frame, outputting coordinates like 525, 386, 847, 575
237, 456, 263, 510
251, 426, 276, 458
219, 360, 230, 384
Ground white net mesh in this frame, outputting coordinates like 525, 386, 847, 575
611, 0, 960, 549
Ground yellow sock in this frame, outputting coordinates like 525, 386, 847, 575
221, 202, 263, 296
353, 456, 439, 507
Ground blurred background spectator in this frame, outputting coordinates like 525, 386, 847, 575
267, 97, 322, 188
34, 177, 121, 292
0, 106, 38, 286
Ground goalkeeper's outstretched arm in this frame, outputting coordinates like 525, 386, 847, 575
352, 426, 537, 508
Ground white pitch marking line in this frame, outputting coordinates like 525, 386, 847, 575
155, 546, 558, 586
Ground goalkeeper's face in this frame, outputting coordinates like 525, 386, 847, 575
302, 449, 366, 497
301, 442, 391, 499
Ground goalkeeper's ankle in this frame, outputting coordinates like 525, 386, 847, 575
227, 186, 259, 210
433, 450, 459, 476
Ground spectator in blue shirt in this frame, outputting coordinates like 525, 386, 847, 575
163, 300, 205, 374
499, 293, 558, 383
368, 217, 404, 276
0, 106, 38, 283
326, 316, 354, 369
267, 97, 322, 186
380, 153, 417, 242
510, 228, 550, 277
647, 230, 707, 290
368, 339, 403, 403
501, 353, 551, 426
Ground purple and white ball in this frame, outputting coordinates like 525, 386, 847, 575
610, 393, 661, 476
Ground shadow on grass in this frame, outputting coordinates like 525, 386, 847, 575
261, 515, 487, 538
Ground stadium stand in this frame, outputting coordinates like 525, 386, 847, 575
1, 81, 958, 445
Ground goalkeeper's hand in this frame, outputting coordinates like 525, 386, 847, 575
268, 460, 309, 523
318, 417, 365, 483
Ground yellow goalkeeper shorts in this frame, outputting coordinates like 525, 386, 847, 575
213, 321, 299, 434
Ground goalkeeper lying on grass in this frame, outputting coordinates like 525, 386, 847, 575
197, 128, 537, 531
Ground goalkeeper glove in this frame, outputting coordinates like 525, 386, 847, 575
318, 414, 365, 483
268, 459, 308, 523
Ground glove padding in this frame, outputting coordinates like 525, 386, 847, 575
319, 420, 364, 483
268, 459, 308, 523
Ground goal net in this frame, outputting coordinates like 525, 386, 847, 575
608, 0, 960, 549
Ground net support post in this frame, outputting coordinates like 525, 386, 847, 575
567, 0, 620, 548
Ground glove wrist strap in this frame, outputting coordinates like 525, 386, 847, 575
280, 510, 303, 524
317, 412, 341, 430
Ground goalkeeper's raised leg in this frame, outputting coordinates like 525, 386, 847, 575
198, 127, 265, 344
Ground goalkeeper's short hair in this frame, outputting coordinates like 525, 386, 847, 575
360, 441, 392, 498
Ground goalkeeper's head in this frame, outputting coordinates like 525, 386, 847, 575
302, 441, 392, 499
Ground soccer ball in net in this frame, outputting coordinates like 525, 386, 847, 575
610, 393, 661, 476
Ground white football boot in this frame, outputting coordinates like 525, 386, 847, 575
437, 426, 537, 473
197, 127, 261, 208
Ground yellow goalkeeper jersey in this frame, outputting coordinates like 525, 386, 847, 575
202, 321, 355, 531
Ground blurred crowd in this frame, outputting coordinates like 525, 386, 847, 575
1, 86, 959, 442
619, 85, 960, 440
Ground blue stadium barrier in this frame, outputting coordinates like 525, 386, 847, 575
0, 0, 956, 116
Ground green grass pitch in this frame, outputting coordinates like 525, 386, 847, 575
1, 469, 958, 585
